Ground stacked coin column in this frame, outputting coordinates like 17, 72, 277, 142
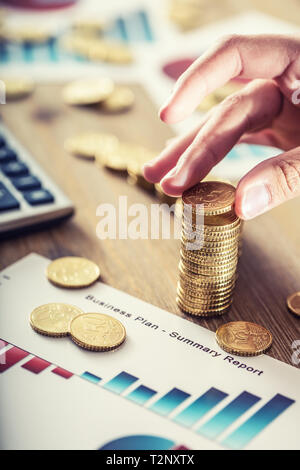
177, 182, 241, 317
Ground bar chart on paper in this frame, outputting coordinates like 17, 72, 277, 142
0, 340, 295, 450
0, 9, 154, 66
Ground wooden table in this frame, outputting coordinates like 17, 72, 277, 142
1, 83, 300, 368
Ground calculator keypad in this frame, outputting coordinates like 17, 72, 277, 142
0, 133, 54, 212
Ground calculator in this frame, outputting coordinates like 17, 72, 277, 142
0, 122, 74, 237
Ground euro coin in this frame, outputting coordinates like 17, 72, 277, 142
216, 321, 273, 356
106, 42, 133, 63
286, 292, 300, 317
3, 77, 34, 100
64, 132, 118, 160
30, 303, 84, 337
62, 77, 114, 105
47, 257, 100, 288
70, 313, 126, 351
3, 25, 51, 44
182, 181, 236, 216
101, 86, 135, 112
176, 297, 232, 316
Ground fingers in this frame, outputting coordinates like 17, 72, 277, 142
159, 79, 282, 196
143, 113, 211, 183
160, 34, 299, 124
235, 146, 300, 219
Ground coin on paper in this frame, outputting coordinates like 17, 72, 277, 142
216, 321, 273, 356
101, 86, 135, 112
62, 77, 114, 105
30, 303, 84, 337
286, 292, 300, 317
46, 257, 100, 288
70, 313, 126, 351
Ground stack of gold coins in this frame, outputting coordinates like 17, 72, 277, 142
177, 181, 241, 316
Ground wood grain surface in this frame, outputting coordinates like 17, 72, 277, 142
0, 83, 300, 369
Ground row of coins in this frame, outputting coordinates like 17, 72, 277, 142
62, 77, 135, 113
177, 181, 242, 316
64, 130, 179, 206
30, 256, 126, 351
61, 32, 133, 64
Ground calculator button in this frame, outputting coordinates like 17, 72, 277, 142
0, 148, 18, 164
1, 161, 29, 177
0, 182, 20, 212
23, 189, 54, 206
11, 175, 41, 191
0, 135, 6, 148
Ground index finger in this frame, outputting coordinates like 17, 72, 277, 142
160, 34, 299, 124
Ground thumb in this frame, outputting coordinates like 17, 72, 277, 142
235, 147, 300, 220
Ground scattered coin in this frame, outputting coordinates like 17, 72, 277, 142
72, 19, 107, 35
286, 292, 300, 317
2, 25, 52, 44
3, 77, 35, 100
30, 303, 84, 337
70, 313, 126, 351
46, 257, 100, 288
216, 321, 273, 356
101, 86, 135, 112
64, 132, 118, 160
62, 77, 114, 106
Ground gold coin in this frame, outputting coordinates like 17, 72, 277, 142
64, 132, 118, 160
177, 297, 232, 316
30, 303, 84, 337
177, 287, 233, 304
180, 248, 238, 264
106, 42, 133, 64
3, 77, 34, 100
101, 86, 135, 112
216, 321, 273, 356
181, 233, 239, 248
47, 257, 100, 288
70, 313, 126, 351
62, 77, 114, 105
286, 292, 300, 317
197, 93, 219, 112
182, 181, 236, 215
3, 25, 51, 44
72, 19, 107, 35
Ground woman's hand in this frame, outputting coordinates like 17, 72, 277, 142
143, 34, 300, 219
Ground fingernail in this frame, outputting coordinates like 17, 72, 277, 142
242, 184, 270, 219
162, 167, 188, 187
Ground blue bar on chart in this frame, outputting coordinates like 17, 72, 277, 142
150, 388, 190, 416
173, 387, 228, 428
222, 394, 295, 449
198, 391, 260, 439
81, 371, 102, 385
138, 10, 154, 41
127, 385, 157, 405
103, 371, 138, 394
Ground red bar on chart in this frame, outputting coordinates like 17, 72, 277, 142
22, 356, 51, 374
52, 367, 73, 379
0, 346, 29, 373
